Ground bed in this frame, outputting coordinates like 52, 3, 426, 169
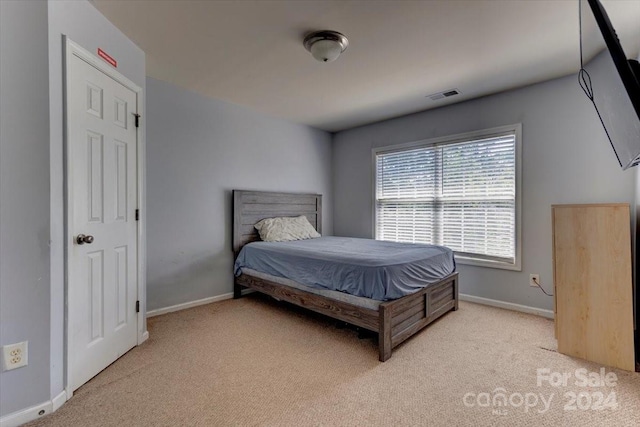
232, 190, 459, 361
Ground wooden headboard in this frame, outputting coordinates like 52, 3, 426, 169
232, 190, 322, 254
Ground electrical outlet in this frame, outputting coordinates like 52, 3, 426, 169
2, 341, 28, 371
529, 274, 540, 287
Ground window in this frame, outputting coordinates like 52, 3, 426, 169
374, 125, 521, 270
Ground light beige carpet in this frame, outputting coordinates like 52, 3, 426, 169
28, 295, 640, 426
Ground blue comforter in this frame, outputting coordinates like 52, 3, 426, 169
234, 236, 455, 301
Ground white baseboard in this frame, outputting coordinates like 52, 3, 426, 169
459, 293, 554, 319
0, 389, 67, 427
146, 292, 234, 318
0, 401, 50, 427
146, 289, 257, 318
51, 390, 68, 412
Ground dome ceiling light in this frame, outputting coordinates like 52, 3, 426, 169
303, 30, 349, 63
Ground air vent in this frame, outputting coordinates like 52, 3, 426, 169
427, 88, 461, 101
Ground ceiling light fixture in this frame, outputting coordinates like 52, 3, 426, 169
303, 30, 349, 63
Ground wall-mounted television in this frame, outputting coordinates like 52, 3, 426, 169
579, 0, 640, 170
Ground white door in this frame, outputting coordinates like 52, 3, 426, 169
67, 51, 139, 391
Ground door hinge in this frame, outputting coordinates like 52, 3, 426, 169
135, 209, 139, 221
136, 300, 140, 313
133, 113, 140, 128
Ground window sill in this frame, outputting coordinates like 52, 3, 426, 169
454, 255, 521, 271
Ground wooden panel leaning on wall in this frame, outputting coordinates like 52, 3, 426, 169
552, 203, 636, 371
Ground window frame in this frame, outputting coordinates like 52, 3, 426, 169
371, 124, 522, 271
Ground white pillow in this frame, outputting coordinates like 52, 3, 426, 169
254, 215, 321, 242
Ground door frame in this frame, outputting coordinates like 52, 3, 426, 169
63, 37, 147, 398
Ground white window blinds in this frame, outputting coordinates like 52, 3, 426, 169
375, 132, 517, 265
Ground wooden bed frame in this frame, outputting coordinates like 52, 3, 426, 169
232, 190, 459, 361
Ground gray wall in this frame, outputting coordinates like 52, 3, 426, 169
332, 72, 636, 312
146, 77, 333, 311
0, 0, 51, 417
47, 0, 146, 398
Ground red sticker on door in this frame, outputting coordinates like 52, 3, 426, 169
97, 48, 117, 68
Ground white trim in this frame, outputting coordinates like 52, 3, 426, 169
51, 390, 68, 412
0, 401, 51, 427
0, 389, 68, 427
371, 123, 523, 271
147, 289, 257, 318
146, 293, 234, 318
135, 60, 148, 346
373, 124, 520, 155
459, 293, 555, 319
63, 37, 147, 392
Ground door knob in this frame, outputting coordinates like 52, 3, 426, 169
76, 234, 94, 245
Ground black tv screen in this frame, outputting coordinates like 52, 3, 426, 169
580, 0, 640, 170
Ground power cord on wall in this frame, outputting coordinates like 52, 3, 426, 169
532, 276, 554, 297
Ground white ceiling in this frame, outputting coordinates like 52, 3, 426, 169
91, 0, 640, 132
